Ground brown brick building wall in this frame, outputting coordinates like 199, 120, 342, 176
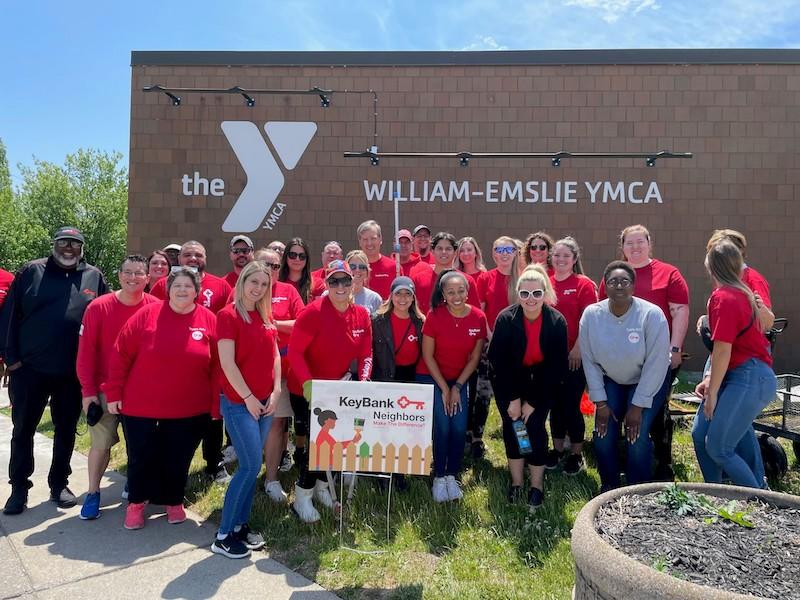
128, 51, 800, 371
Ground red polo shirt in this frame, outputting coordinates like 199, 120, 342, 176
367, 254, 398, 300
551, 273, 598, 349
418, 305, 487, 380
477, 268, 511, 330
708, 286, 771, 369
410, 263, 480, 315
150, 272, 232, 314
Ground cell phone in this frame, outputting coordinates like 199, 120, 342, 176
86, 402, 104, 427
512, 419, 532, 455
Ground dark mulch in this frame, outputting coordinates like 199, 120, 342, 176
595, 492, 800, 599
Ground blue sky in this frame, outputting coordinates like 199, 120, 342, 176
2, 0, 798, 184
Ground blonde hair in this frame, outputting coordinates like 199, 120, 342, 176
619, 224, 651, 260
345, 249, 369, 268
705, 240, 762, 331
516, 264, 557, 306
706, 229, 747, 256
454, 236, 487, 273
492, 235, 521, 303
234, 261, 273, 325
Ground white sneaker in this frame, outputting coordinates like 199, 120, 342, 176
445, 476, 463, 501
291, 485, 320, 524
213, 467, 232, 485
264, 480, 288, 504
222, 445, 238, 465
313, 479, 334, 509
432, 477, 448, 503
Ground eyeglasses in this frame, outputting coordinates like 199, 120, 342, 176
287, 251, 307, 260
348, 263, 369, 271
264, 262, 280, 271
171, 266, 198, 274
529, 244, 548, 252
120, 270, 148, 278
327, 277, 353, 288
606, 278, 632, 288
55, 239, 83, 249
494, 246, 516, 255
518, 289, 545, 300
231, 247, 252, 255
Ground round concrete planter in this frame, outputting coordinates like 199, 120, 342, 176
571, 482, 800, 600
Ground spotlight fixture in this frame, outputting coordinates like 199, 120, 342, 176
166, 91, 181, 106
459, 156, 470, 167
242, 93, 255, 107
551, 157, 561, 167
646, 157, 656, 167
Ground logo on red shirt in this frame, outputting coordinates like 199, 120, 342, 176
468, 328, 481, 337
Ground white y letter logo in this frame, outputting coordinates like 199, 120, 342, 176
220, 121, 317, 232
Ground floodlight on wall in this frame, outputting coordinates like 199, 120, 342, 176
142, 84, 335, 108
242, 93, 256, 107
459, 156, 470, 167
646, 157, 657, 167
551, 157, 561, 167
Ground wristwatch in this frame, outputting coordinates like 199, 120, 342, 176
671, 346, 681, 353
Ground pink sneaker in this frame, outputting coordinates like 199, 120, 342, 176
166, 504, 186, 524
124, 502, 146, 530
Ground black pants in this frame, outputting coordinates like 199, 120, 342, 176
496, 395, 551, 466
202, 417, 224, 474
550, 367, 586, 444
289, 393, 325, 489
466, 348, 493, 439
122, 414, 206, 505
650, 367, 677, 475
8, 366, 82, 492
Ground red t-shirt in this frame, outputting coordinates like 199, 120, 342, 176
397, 254, 420, 277
551, 273, 598, 349
368, 254, 399, 300
104, 302, 217, 418
598, 259, 689, 332
287, 297, 373, 395
418, 305, 488, 380
522, 314, 544, 367
0, 268, 13, 313
271, 280, 305, 374
150, 272, 232, 314
417, 252, 434, 264
410, 263, 481, 315
477, 268, 511, 329
742, 266, 771, 309
390, 312, 420, 367
216, 304, 278, 403
285, 276, 325, 304
708, 286, 771, 369
76, 292, 158, 397
224, 271, 239, 288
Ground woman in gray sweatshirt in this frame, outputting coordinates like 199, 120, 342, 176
579, 261, 671, 492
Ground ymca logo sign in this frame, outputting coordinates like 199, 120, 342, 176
181, 121, 316, 232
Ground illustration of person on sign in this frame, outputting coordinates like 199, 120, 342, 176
313, 408, 363, 466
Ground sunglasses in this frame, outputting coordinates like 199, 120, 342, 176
348, 263, 369, 271
606, 278, 632, 288
518, 289, 545, 300
529, 244, 549, 252
264, 262, 280, 271
287, 251, 307, 260
327, 277, 353, 288
494, 246, 516, 255
231, 247, 252, 255
55, 239, 83, 249
171, 266, 198, 274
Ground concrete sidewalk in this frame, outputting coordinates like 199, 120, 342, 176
0, 412, 338, 600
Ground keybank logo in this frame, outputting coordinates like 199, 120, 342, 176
181, 121, 316, 233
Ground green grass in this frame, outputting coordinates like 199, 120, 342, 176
3, 387, 799, 600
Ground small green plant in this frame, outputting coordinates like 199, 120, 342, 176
703, 501, 754, 528
651, 555, 669, 572
658, 485, 755, 529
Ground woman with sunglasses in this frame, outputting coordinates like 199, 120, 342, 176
145, 250, 170, 292
254, 249, 307, 505
524, 232, 555, 276
692, 240, 776, 489
488, 265, 567, 509
212, 261, 281, 559
287, 260, 373, 523
579, 261, 671, 493
106, 267, 217, 530
545, 237, 598, 475
278, 238, 323, 305
454, 236, 487, 278
345, 250, 383, 315
417, 269, 487, 503
410, 232, 480, 315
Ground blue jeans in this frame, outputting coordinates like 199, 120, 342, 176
219, 395, 273, 535
417, 374, 468, 478
692, 358, 776, 488
593, 375, 669, 490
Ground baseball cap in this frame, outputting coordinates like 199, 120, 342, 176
391, 276, 415, 295
230, 235, 254, 249
413, 225, 431, 236
398, 229, 412, 241
53, 226, 85, 244
163, 243, 182, 252
325, 259, 352, 280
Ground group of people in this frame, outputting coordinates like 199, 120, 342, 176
0, 219, 777, 560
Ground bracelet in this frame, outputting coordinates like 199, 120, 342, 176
453, 382, 463, 391
243, 393, 253, 400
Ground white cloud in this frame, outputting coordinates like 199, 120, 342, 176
461, 35, 509, 51
565, 0, 659, 23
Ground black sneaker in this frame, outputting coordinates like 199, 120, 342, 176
3, 487, 28, 515
507, 485, 524, 503
211, 534, 251, 559
233, 524, 265, 551
470, 440, 486, 460
50, 486, 77, 508
528, 487, 544, 511
544, 449, 565, 470
563, 453, 584, 476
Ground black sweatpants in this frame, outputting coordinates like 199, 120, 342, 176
8, 366, 82, 492
289, 392, 325, 489
650, 367, 677, 474
466, 348, 493, 439
496, 395, 551, 466
550, 366, 586, 444
202, 418, 224, 474
122, 414, 206, 505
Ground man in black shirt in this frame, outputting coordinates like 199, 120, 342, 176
1, 227, 108, 515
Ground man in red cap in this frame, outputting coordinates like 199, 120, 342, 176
394, 229, 420, 276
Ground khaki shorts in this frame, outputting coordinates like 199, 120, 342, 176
272, 379, 293, 419
88, 393, 120, 450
